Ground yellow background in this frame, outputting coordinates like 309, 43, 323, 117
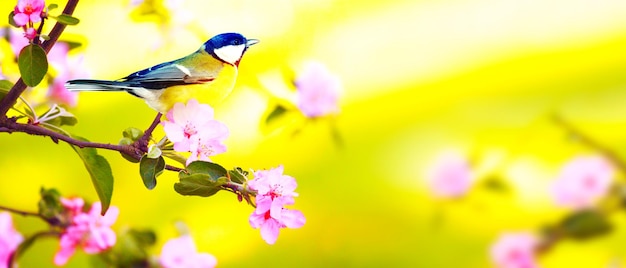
1, 0, 626, 267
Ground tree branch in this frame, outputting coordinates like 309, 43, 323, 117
0, 0, 80, 117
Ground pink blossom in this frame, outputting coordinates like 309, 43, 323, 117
13, 0, 45, 27
23, 27, 36, 40
60, 197, 84, 217
295, 61, 341, 118
248, 165, 299, 215
0, 212, 23, 268
427, 151, 473, 198
8, 28, 29, 57
162, 99, 229, 165
551, 156, 614, 210
249, 207, 305, 245
46, 42, 87, 107
185, 125, 228, 166
248, 166, 305, 244
54, 202, 118, 266
159, 235, 217, 268
490, 232, 539, 268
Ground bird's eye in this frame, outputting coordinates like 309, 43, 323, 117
232, 40, 241, 45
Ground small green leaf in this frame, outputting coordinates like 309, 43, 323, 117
47, 3, 59, 11
174, 174, 227, 197
8, 11, 19, 28
122, 127, 144, 141
560, 210, 612, 240
37, 188, 63, 224
185, 161, 228, 179
175, 161, 229, 197
0, 80, 14, 91
53, 14, 80, 25
18, 44, 48, 87
228, 167, 248, 184
265, 104, 287, 125
139, 155, 165, 190
70, 136, 114, 215
40, 34, 50, 41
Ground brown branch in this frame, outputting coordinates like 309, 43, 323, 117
0, 0, 80, 117
0, 205, 42, 219
553, 114, 626, 171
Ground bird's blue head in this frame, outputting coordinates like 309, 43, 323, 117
203, 33, 259, 66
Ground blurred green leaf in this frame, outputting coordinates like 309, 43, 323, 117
8, 11, 19, 28
118, 137, 140, 163
265, 104, 287, 125
228, 167, 248, 184
18, 44, 48, 87
162, 151, 187, 166
139, 155, 164, 190
560, 210, 612, 240
70, 136, 114, 215
122, 127, 143, 141
0, 80, 14, 91
47, 3, 59, 11
97, 228, 156, 267
0, 81, 12, 102
37, 188, 63, 224
52, 14, 80, 25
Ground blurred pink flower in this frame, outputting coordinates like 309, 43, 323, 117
490, 232, 539, 268
13, 0, 45, 27
295, 61, 341, 118
162, 99, 229, 165
60, 197, 84, 217
23, 27, 36, 40
551, 156, 614, 210
8, 28, 29, 57
54, 202, 118, 266
159, 235, 217, 268
0, 212, 23, 268
46, 42, 87, 107
248, 166, 305, 244
427, 151, 473, 198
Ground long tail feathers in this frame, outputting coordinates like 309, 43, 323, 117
65, 79, 130, 92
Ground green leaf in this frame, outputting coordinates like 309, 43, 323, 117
47, 3, 59, 11
174, 174, 227, 197
228, 167, 248, 184
37, 188, 63, 224
560, 210, 612, 240
174, 161, 229, 197
185, 161, 228, 179
0, 80, 14, 91
18, 44, 48, 87
53, 14, 80, 25
139, 155, 165, 190
0, 80, 12, 102
122, 127, 144, 141
70, 136, 114, 215
8, 11, 19, 28
265, 104, 287, 125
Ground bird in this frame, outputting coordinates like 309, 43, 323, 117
66, 32, 259, 114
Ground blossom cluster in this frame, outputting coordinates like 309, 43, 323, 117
161, 99, 229, 166
54, 198, 119, 266
13, 0, 45, 40
0, 212, 23, 268
248, 166, 306, 244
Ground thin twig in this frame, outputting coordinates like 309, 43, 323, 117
553, 114, 626, 171
0, 205, 42, 219
0, 0, 80, 116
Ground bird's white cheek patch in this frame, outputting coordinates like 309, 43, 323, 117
214, 44, 246, 65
